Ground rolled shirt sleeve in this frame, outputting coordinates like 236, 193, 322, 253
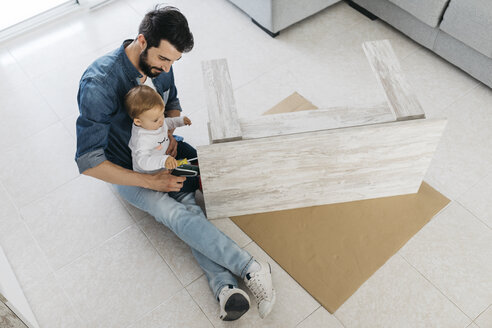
75, 43, 185, 173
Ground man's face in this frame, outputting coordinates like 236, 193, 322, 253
139, 39, 182, 78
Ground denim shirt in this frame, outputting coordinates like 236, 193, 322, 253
75, 40, 182, 173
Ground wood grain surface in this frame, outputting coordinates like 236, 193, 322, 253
363, 40, 425, 121
201, 59, 242, 143
198, 119, 447, 219
239, 104, 395, 139
0, 301, 27, 328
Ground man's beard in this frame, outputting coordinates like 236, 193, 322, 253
138, 48, 163, 78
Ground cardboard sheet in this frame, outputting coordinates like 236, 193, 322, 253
262, 91, 318, 114
230, 93, 450, 313
232, 182, 449, 313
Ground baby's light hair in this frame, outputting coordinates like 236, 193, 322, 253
125, 85, 164, 119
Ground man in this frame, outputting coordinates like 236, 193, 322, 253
75, 6, 275, 321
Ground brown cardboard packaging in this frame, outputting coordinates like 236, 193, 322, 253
262, 91, 318, 114
230, 93, 450, 313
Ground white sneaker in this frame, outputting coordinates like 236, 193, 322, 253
218, 285, 250, 321
244, 261, 276, 319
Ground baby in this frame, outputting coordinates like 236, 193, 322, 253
125, 85, 191, 173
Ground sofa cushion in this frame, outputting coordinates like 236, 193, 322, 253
434, 30, 492, 88
440, 0, 492, 58
352, 0, 439, 49
387, 0, 449, 28
229, 0, 339, 33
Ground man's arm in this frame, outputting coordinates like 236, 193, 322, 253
83, 160, 185, 192
76, 78, 184, 191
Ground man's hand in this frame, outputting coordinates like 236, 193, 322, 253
166, 132, 178, 157
183, 116, 192, 125
82, 160, 185, 192
146, 169, 185, 192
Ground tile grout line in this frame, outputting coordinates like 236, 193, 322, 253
5, 37, 73, 126
333, 312, 349, 328
320, 1, 374, 43
5, 30, 83, 135
51, 269, 88, 326
0, 178, 88, 325
183, 282, 223, 328
453, 173, 492, 228
233, 69, 272, 93
456, 200, 492, 231
60, 117, 77, 142
2, 0, 133, 78
431, 198, 454, 219
433, 79, 481, 119
242, 240, 254, 249
6, 46, 32, 82
400, 48, 481, 116
397, 40, 423, 62
0, 180, 54, 294
53, 218, 184, 328
109, 187, 255, 322
126, 284, 215, 328
183, 288, 216, 328
294, 305, 321, 327
473, 304, 491, 326
25, 266, 87, 326
179, 239, 262, 327
104, 183, 146, 224
129, 208, 222, 328
5, 15, 175, 319
2, 1, 490, 327
398, 253, 475, 323
0, 109, 66, 153
53, 223, 136, 273
133, 218, 188, 289
122, 287, 186, 328
15, 173, 80, 215
29, 78, 64, 122
184, 273, 205, 290
0, 180, 57, 288
234, 3, 372, 96
55, 221, 181, 327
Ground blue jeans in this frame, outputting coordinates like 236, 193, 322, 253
115, 186, 254, 300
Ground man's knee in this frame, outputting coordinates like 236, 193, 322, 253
157, 203, 204, 235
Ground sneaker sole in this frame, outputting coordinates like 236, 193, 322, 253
222, 293, 250, 321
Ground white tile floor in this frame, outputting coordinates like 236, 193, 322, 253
0, 0, 491, 327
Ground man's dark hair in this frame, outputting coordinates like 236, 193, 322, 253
139, 5, 194, 53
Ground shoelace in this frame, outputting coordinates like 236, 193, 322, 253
246, 274, 268, 302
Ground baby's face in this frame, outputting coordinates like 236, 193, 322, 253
134, 106, 165, 130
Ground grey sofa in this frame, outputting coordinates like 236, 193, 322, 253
228, 0, 340, 36
350, 0, 492, 88
228, 0, 492, 88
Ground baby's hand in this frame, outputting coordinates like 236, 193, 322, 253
165, 156, 178, 169
183, 116, 192, 125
